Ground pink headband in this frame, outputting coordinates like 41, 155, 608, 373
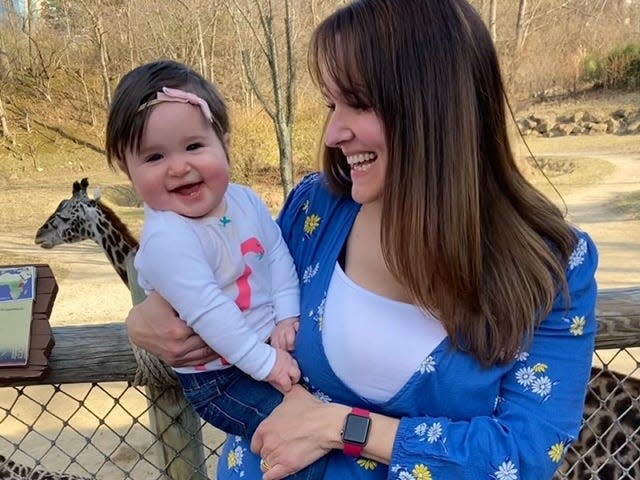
137, 87, 222, 131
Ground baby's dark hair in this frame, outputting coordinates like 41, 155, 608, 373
106, 59, 229, 176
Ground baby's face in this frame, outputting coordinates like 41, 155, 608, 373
126, 101, 230, 219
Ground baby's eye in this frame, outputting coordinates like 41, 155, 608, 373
145, 153, 163, 162
187, 142, 204, 151
351, 102, 371, 111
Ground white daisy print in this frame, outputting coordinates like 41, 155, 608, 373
494, 459, 518, 480
515, 366, 536, 387
426, 422, 443, 443
419, 355, 436, 374
414, 423, 428, 436
568, 237, 587, 270
310, 295, 326, 330
313, 390, 332, 403
303, 262, 320, 284
398, 472, 415, 480
226, 438, 246, 476
531, 375, 553, 398
515, 350, 529, 362
569, 316, 586, 336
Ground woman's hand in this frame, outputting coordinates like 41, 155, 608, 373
126, 291, 219, 367
250, 385, 349, 480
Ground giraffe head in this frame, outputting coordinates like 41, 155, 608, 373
35, 178, 102, 248
34, 178, 139, 286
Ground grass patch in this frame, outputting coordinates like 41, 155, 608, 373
526, 156, 615, 200
611, 191, 640, 219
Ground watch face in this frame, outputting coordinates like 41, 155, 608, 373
342, 413, 371, 445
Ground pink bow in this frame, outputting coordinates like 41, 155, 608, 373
137, 87, 213, 125
156, 87, 213, 123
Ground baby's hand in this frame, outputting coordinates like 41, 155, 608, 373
266, 348, 301, 394
270, 317, 299, 351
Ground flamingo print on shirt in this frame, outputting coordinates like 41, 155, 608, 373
235, 237, 265, 311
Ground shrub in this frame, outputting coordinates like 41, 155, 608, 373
583, 43, 640, 88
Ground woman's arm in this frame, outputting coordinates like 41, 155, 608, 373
250, 385, 399, 480
127, 291, 219, 367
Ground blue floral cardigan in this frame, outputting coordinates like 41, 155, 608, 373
217, 173, 598, 480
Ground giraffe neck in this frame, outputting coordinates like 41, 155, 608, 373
90, 202, 139, 286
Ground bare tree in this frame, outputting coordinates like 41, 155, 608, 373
228, 0, 297, 198
77, 0, 111, 109
489, 0, 498, 41
0, 94, 13, 142
515, 0, 527, 52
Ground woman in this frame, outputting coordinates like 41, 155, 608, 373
127, 1, 598, 479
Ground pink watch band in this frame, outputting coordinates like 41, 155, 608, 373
343, 442, 364, 457
342, 407, 371, 457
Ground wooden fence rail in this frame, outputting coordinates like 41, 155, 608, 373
5, 286, 637, 387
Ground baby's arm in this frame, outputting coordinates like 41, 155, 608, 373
135, 219, 276, 381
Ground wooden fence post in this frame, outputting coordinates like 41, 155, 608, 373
126, 256, 208, 480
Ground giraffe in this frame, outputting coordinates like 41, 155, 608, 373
34, 178, 139, 286
22, 179, 640, 480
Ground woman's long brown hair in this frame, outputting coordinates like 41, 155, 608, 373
309, 0, 576, 366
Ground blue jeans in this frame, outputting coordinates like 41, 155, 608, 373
177, 367, 327, 480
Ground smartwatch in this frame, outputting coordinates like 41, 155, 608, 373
341, 407, 371, 457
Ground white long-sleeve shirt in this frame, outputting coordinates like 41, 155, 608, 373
135, 183, 300, 380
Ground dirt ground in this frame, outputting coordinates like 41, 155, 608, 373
0, 128, 639, 478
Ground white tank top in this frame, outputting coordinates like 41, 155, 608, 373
322, 263, 448, 403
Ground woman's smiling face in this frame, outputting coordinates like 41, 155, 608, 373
322, 74, 388, 208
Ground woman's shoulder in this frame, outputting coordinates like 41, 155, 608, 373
565, 228, 598, 283
279, 173, 341, 219
288, 172, 326, 202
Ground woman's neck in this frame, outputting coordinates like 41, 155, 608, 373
344, 201, 412, 304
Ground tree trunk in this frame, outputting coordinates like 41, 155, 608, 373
229, 0, 297, 199
0, 94, 12, 141
489, 0, 497, 42
78, 0, 111, 109
515, 0, 527, 51
96, 19, 111, 109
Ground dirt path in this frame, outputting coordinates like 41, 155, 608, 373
547, 151, 640, 288
538, 150, 640, 377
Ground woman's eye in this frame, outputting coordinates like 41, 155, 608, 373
187, 143, 203, 151
325, 103, 336, 111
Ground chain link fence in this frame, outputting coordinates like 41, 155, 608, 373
1, 348, 638, 479
1, 381, 224, 479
